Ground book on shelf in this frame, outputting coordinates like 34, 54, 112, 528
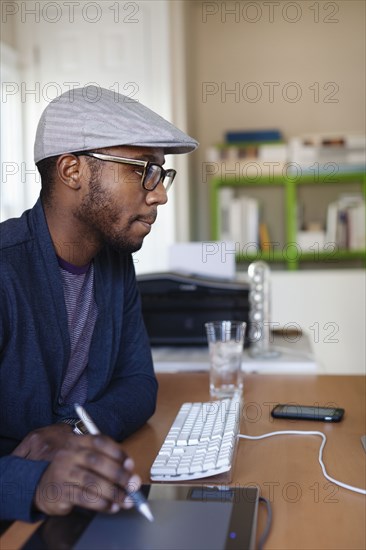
347, 202, 366, 250
325, 201, 338, 245
218, 192, 259, 248
259, 222, 271, 252
240, 196, 259, 247
228, 199, 243, 245
325, 194, 365, 251
225, 129, 283, 143
218, 187, 235, 241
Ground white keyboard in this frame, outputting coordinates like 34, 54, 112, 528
150, 393, 241, 481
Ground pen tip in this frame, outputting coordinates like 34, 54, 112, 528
140, 504, 154, 522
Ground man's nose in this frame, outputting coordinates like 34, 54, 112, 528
145, 181, 168, 206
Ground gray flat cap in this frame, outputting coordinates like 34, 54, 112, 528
34, 85, 198, 163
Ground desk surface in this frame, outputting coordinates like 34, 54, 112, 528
2, 374, 365, 550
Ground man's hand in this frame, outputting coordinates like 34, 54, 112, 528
12, 423, 75, 461
33, 434, 141, 516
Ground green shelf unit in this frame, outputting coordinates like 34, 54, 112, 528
210, 171, 366, 270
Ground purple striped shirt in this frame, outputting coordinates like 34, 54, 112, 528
57, 257, 98, 405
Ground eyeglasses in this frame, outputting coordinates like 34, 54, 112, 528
75, 152, 176, 192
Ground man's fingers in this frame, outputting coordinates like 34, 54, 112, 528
48, 445, 140, 502
33, 433, 139, 516
36, 461, 141, 515
66, 437, 135, 484
11, 440, 31, 458
123, 457, 135, 472
35, 479, 111, 516
63, 466, 141, 509
69, 446, 140, 493
69, 434, 129, 464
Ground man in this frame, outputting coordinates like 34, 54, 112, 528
0, 86, 198, 521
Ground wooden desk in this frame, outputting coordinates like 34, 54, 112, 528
2, 374, 365, 550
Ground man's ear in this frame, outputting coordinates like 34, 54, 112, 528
56, 154, 84, 190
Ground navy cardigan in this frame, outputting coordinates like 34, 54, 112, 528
0, 199, 158, 521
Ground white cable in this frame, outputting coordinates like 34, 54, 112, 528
238, 430, 366, 496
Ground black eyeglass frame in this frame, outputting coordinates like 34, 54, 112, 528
74, 151, 176, 192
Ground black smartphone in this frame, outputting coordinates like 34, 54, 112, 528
271, 404, 345, 422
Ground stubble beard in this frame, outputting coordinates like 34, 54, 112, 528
74, 173, 144, 254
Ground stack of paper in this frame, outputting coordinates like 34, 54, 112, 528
289, 133, 366, 172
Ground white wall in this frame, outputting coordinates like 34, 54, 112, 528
0, 43, 24, 220
271, 270, 366, 374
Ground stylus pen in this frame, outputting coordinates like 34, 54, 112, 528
74, 403, 154, 522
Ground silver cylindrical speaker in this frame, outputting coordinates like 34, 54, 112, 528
248, 261, 280, 358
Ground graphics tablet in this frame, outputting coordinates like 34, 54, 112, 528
23, 484, 259, 550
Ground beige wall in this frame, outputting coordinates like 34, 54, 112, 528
0, 0, 16, 48
184, 0, 366, 238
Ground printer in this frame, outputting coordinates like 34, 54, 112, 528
137, 272, 251, 347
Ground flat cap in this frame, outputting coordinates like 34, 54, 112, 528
34, 85, 198, 163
